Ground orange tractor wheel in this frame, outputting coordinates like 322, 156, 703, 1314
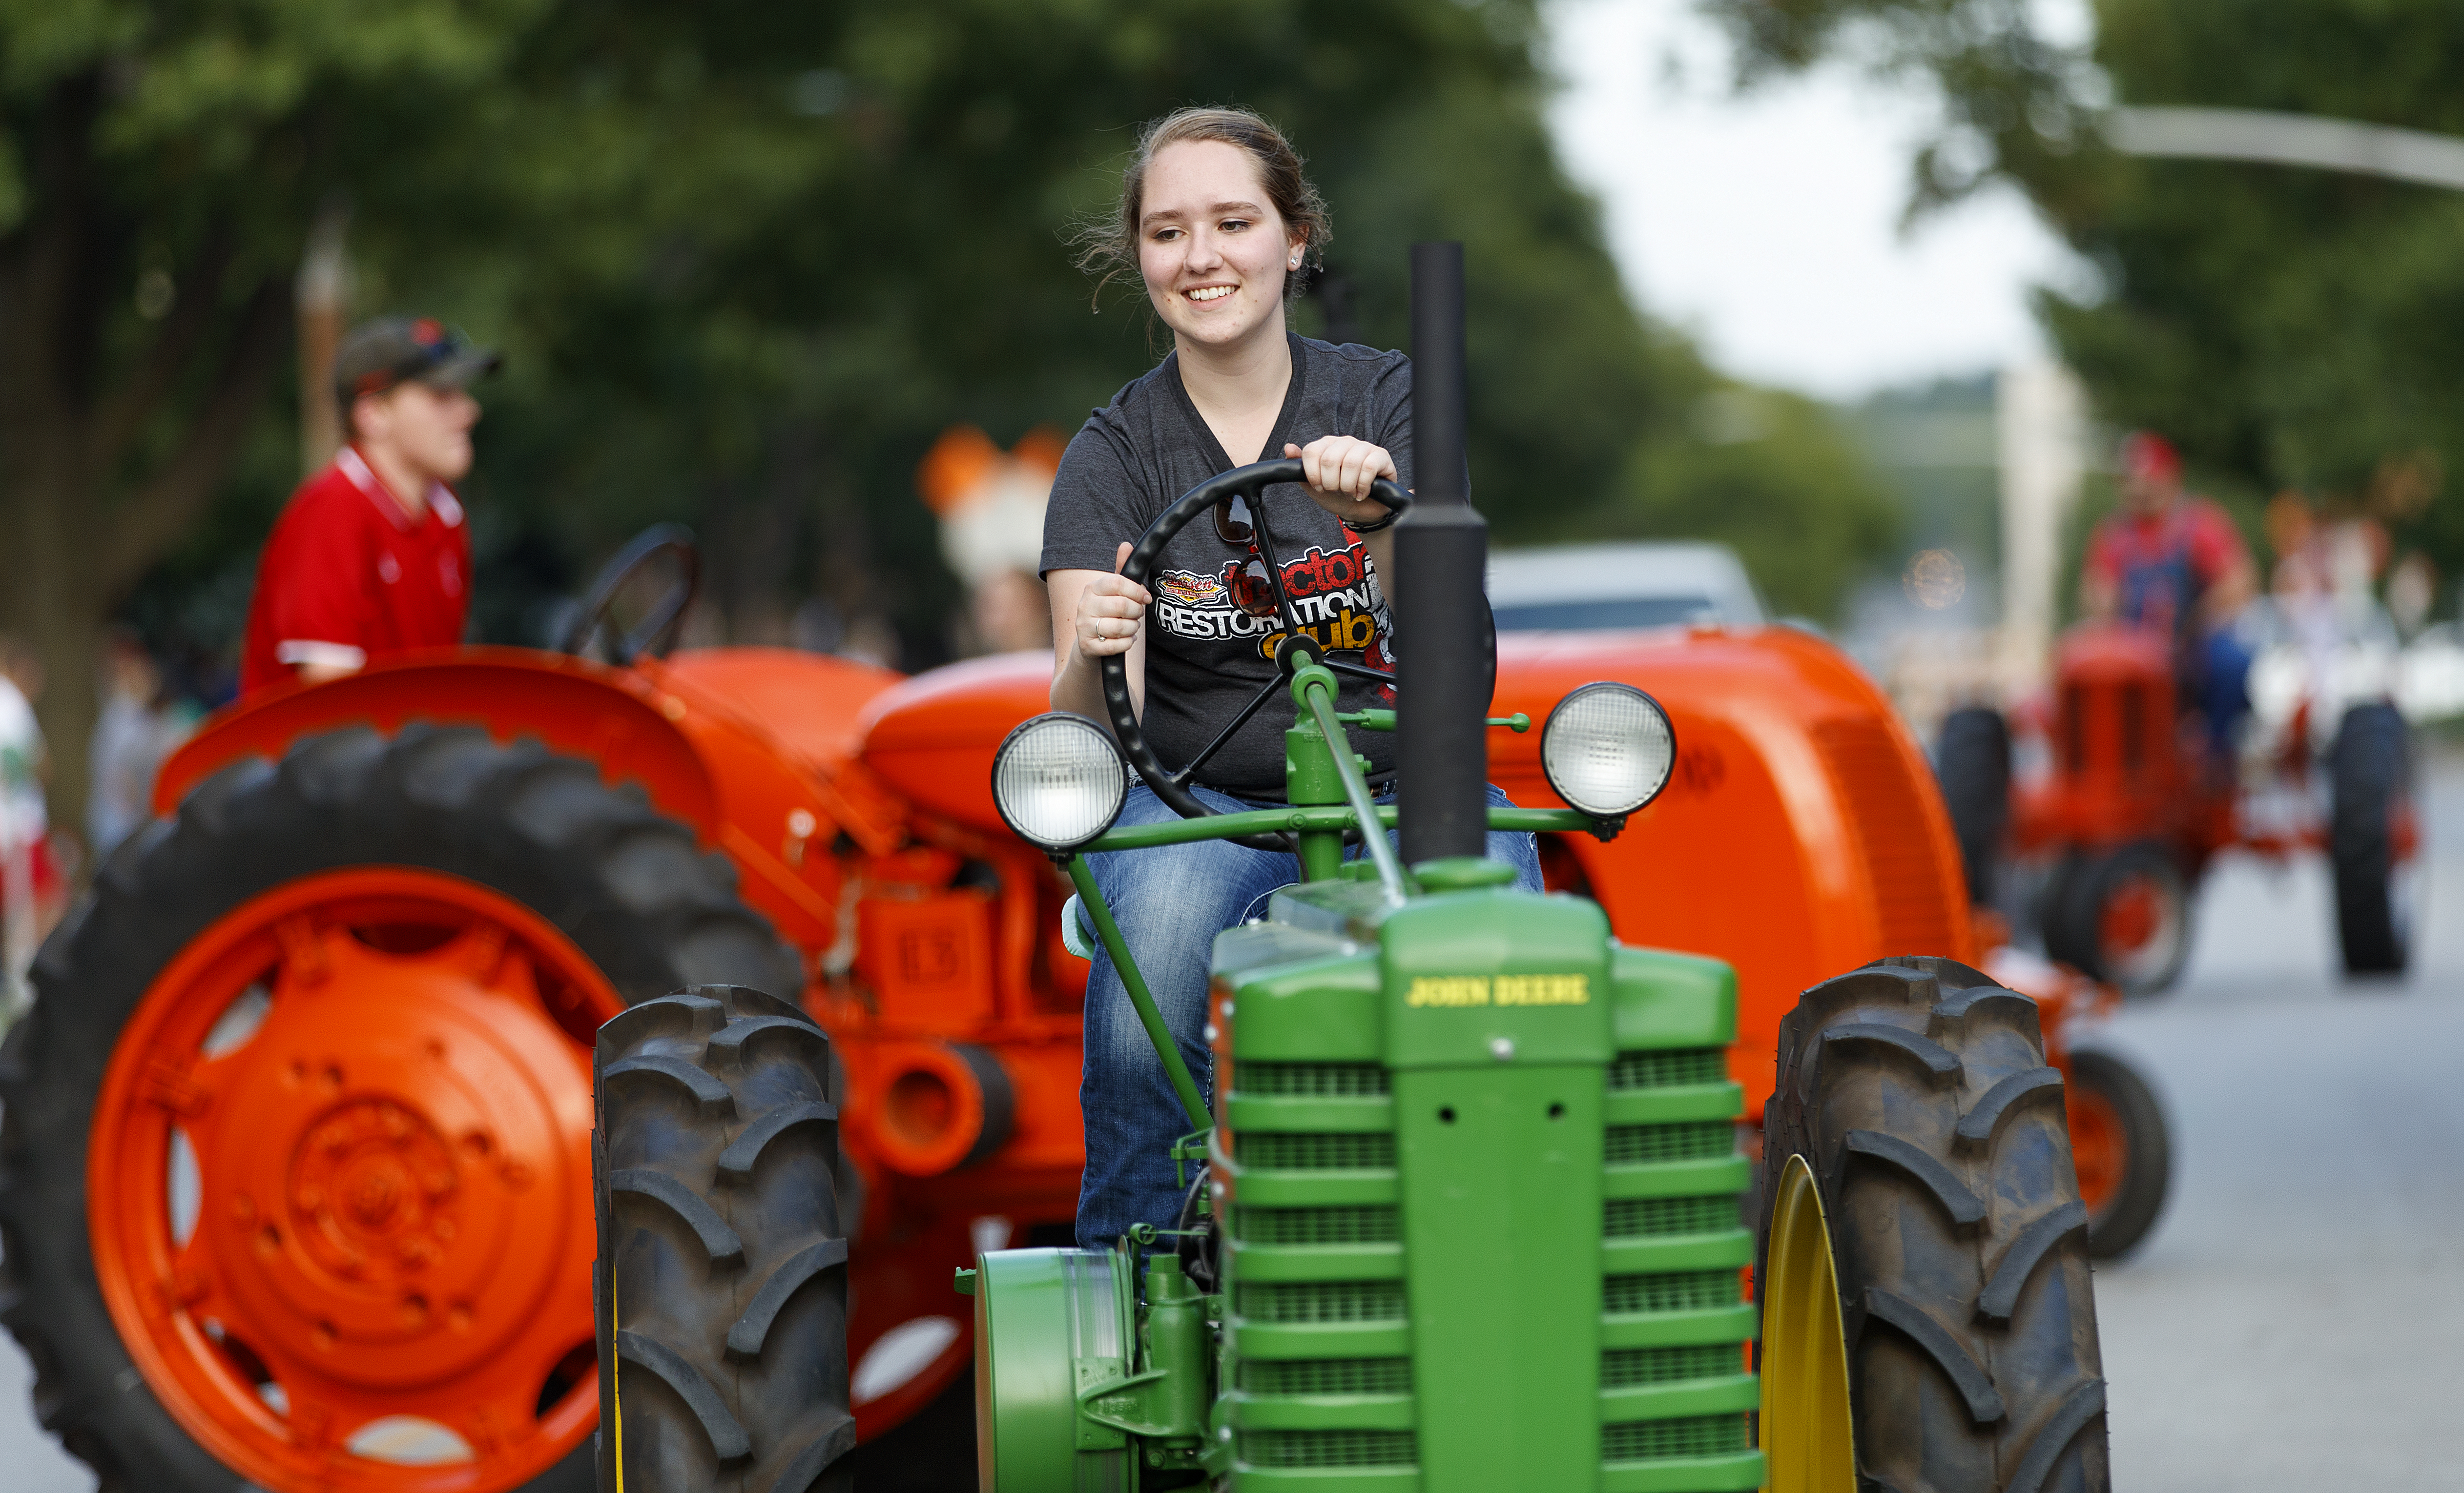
2063, 1048, 2171, 1259
2044, 841, 2192, 997
0, 725, 798, 1493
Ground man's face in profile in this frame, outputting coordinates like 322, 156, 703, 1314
356, 381, 481, 485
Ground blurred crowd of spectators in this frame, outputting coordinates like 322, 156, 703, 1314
0, 629, 207, 1013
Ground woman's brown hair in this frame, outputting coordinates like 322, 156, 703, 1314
1075, 105, 1332, 309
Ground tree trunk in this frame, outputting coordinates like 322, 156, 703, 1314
0, 74, 294, 865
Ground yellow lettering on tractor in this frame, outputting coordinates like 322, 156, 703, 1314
1407, 974, 1590, 1008
1408, 976, 1492, 1007
1495, 973, 1590, 1006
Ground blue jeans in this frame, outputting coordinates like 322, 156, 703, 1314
2199, 625, 2254, 756
1075, 781, 1543, 1247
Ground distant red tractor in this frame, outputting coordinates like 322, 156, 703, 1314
1938, 618, 2419, 995
0, 542, 2161, 1493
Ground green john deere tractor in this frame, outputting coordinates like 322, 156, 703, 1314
588, 247, 2109, 1493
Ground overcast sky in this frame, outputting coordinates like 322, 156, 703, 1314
1544, 0, 2096, 402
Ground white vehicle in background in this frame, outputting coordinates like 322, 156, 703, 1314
1485, 540, 1766, 632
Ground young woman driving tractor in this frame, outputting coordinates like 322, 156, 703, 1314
1042, 106, 1541, 1246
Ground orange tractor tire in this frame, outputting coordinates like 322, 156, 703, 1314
2065, 1048, 2171, 1259
0, 725, 798, 1493
592, 986, 852, 1493
2042, 840, 2192, 998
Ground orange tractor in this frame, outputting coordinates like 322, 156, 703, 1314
1938, 617, 2421, 995
0, 540, 2160, 1493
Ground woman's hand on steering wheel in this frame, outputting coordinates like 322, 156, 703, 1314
1286, 436, 1399, 528
1073, 542, 1152, 661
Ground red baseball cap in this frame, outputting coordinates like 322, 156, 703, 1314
2118, 430, 2181, 483
334, 316, 500, 404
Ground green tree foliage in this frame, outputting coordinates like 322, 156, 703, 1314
0, 0, 556, 818
1637, 385, 1901, 619
6, 0, 1897, 827
1702, 0, 2464, 580
411, 0, 1897, 641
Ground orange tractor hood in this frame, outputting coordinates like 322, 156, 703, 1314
1491, 625, 1976, 1113
855, 651, 1055, 835
844, 626, 1972, 1117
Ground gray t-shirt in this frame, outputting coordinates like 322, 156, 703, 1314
1041, 332, 1411, 795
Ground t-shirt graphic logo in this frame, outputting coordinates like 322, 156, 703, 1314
1151, 539, 1392, 700
1156, 570, 1225, 607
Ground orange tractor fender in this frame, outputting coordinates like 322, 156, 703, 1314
155, 645, 914, 962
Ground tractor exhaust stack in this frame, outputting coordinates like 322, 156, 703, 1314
1397, 241, 1491, 867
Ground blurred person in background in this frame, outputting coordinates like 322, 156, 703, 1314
970, 568, 1053, 654
238, 317, 498, 695
0, 636, 62, 1012
917, 424, 1063, 656
87, 627, 197, 860
2081, 430, 2259, 757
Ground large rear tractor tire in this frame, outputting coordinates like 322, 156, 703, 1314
2063, 1049, 2169, 1259
1935, 706, 2013, 909
2329, 703, 2416, 978
1759, 956, 2109, 1493
592, 985, 852, 1493
2043, 841, 2190, 997
0, 725, 798, 1493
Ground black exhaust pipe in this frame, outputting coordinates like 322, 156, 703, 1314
1397, 242, 1490, 867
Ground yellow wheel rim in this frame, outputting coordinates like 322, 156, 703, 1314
1761, 1153, 1856, 1492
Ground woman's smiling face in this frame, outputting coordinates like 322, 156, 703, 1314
1138, 139, 1302, 351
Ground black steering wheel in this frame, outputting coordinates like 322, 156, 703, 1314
1102, 458, 1409, 852
561, 523, 701, 666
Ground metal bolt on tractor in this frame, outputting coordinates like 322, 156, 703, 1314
592, 249, 2112, 1493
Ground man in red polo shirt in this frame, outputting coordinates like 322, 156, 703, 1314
2080, 430, 2259, 752
239, 317, 499, 693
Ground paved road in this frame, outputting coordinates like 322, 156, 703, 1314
2086, 751, 2464, 1490
6, 763, 2463, 1491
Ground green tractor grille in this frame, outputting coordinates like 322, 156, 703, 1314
1236, 1130, 1398, 1171
1234, 1280, 1409, 1324
1602, 1344, 1746, 1388
1242, 1428, 1421, 1469
1237, 1356, 1415, 1396
1238, 1205, 1400, 1246
1605, 1121, 1735, 1166
1602, 1268, 1741, 1316
1236, 1061, 1391, 1098
1224, 1057, 1414, 1482
1609, 1048, 1727, 1089
1224, 1033, 1760, 1490
1601, 1415, 1753, 1461
1606, 1195, 1739, 1237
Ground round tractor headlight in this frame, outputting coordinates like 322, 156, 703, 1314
1540, 682, 1676, 818
993, 713, 1129, 853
